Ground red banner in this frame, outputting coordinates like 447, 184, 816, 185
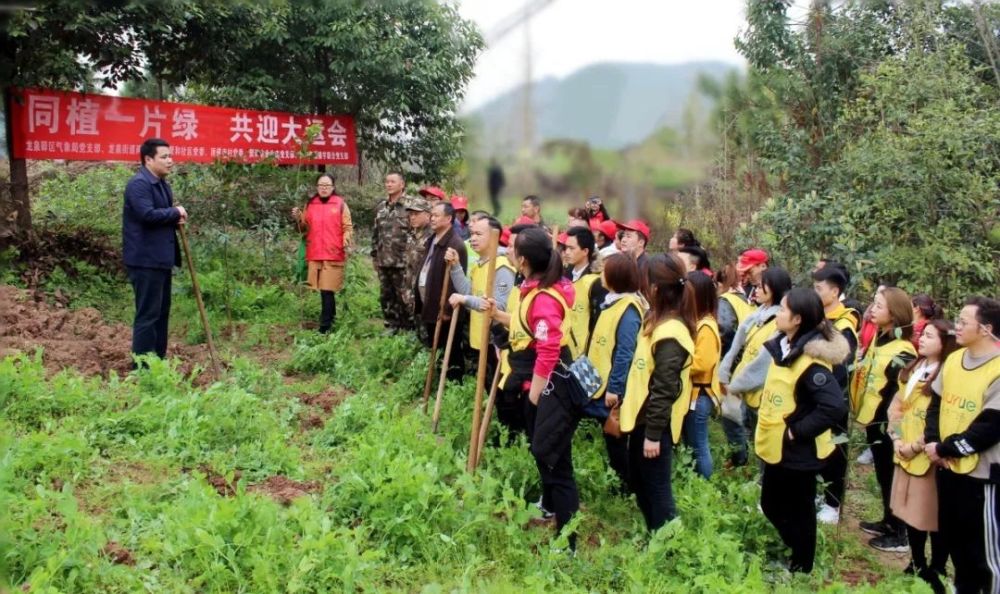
9, 88, 357, 165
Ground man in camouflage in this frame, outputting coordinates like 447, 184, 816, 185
371, 171, 414, 332
404, 197, 433, 335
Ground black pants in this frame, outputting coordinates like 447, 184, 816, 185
319, 290, 336, 332
626, 427, 675, 531
938, 470, 994, 593
424, 320, 466, 380
905, 522, 947, 573
761, 463, 818, 573
604, 432, 629, 494
820, 438, 848, 508
527, 401, 580, 549
127, 266, 172, 361
866, 420, 902, 532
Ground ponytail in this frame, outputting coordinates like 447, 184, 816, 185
644, 254, 698, 336
514, 227, 563, 289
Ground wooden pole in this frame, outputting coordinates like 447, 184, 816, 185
467, 229, 501, 472
178, 224, 221, 377
474, 362, 503, 468
431, 304, 461, 433
422, 261, 454, 411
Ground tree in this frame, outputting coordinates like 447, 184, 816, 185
184, 0, 483, 181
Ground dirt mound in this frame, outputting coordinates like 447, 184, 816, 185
101, 541, 136, 566
249, 476, 321, 506
1, 284, 215, 379
294, 388, 351, 430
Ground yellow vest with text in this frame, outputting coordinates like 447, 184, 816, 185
691, 317, 723, 406
756, 354, 836, 464
568, 272, 600, 359
733, 315, 778, 408
720, 292, 754, 327
939, 349, 1000, 474
851, 337, 916, 424
507, 287, 572, 353
621, 318, 694, 444
468, 255, 515, 350
587, 294, 644, 399
895, 371, 933, 476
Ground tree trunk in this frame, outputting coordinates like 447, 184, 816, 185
2, 87, 32, 245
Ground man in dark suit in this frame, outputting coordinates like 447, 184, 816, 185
122, 138, 188, 363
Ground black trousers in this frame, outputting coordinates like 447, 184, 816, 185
526, 401, 580, 548
761, 463, 818, 573
423, 320, 466, 380
938, 470, 994, 594
626, 427, 675, 531
866, 420, 902, 532
127, 266, 172, 361
904, 522, 947, 573
319, 290, 336, 332
604, 432, 629, 494
820, 437, 848, 508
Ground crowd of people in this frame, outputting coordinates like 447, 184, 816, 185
123, 139, 999, 592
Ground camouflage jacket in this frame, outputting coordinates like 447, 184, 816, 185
371, 194, 413, 268
402, 226, 433, 308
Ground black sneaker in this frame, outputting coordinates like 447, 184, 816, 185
869, 532, 909, 553
859, 519, 891, 536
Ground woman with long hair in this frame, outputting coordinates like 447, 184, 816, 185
683, 271, 721, 478
887, 319, 956, 592
852, 287, 917, 551
620, 254, 698, 530
489, 227, 580, 549
292, 173, 353, 333
756, 288, 848, 573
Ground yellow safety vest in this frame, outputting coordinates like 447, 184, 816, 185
939, 349, 1000, 474
720, 292, 754, 327
691, 317, 723, 407
851, 336, 916, 424
756, 354, 836, 464
587, 294, 644, 398
733, 314, 778, 408
568, 272, 600, 359
467, 255, 515, 350
507, 287, 572, 353
895, 366, 933, 476
621, 318, 694, 444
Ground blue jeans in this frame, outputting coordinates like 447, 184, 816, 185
683, 393, 714, 479
627, 426, 675, 531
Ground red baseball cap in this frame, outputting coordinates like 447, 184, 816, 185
737, 249, 769, 272
556, 232, 569, 246
618, 219, 650, 242
419, 186, 446, 200
499, 226, 511, 247
597, 220, 618, 241
449, 195, 469, 211
513, 215, 536, 226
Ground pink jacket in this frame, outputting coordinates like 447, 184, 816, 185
521, 277, 575, 380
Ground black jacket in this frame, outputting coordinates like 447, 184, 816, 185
761, 328, 850, 471
415, 227, 468, 324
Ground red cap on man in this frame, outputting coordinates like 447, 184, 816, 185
736, 248, 769, 272
419, 186, 447, 200
597, 220, 618, 241
556, 232, 569, 246
618, 219, 650, 242
449, 195, 469, 211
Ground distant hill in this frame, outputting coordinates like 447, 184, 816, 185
468, 61, 739, 150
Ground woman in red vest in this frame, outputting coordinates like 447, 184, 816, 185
293, 173, 353, 333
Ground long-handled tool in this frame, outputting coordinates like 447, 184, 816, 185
422, 261, 453, 411
474, 361, 503, 467
467, 229, 500, 473
431, 303, 462, 433
178, 224, 221, 377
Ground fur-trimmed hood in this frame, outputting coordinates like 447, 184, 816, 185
765, 328, 851, 367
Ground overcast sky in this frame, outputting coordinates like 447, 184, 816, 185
457, 0, 753, 110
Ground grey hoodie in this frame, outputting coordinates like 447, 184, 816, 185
719, 304, 780, 393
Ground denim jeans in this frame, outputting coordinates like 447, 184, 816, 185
682, 392, 714, 478
627, 426, 675, 531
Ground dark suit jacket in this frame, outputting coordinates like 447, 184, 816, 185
122, 167, 181, 269
416, 227, 468, 324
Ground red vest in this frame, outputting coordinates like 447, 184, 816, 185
304, 195, 346, 262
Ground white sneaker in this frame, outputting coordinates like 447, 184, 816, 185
856, 447, 874, 465
817, 503, 840, 525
